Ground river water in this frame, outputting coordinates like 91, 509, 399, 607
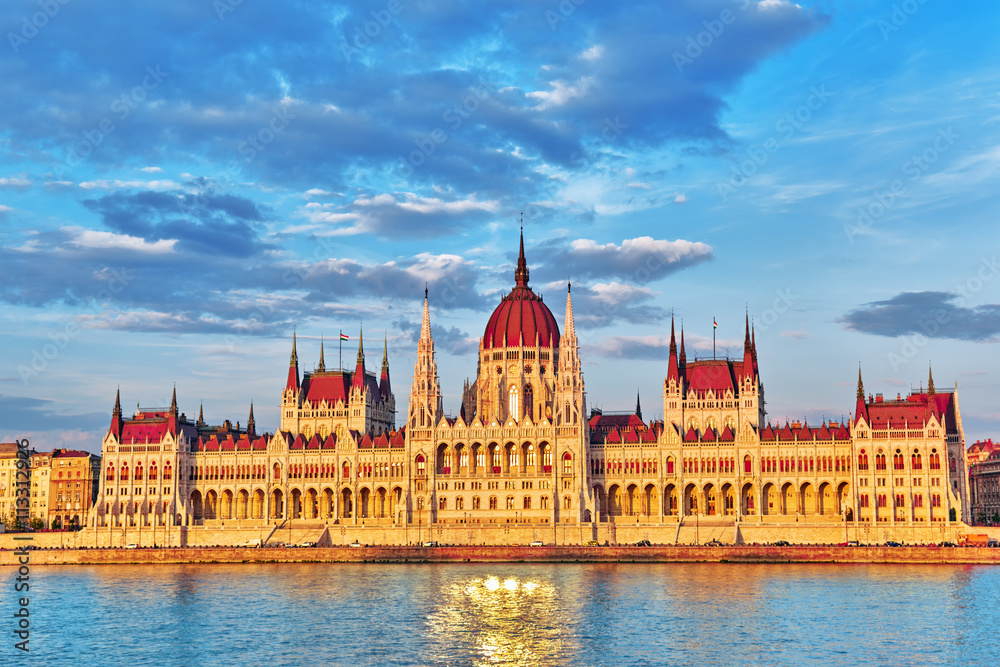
4, 562, 998, 665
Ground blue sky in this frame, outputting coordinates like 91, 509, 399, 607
2, 0, 998, 453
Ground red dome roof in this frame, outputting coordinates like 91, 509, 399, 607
482, 230, 560, 349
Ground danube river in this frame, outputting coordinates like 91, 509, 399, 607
6, 562, 998, 665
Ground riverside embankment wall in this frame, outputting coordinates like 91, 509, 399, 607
3, 545, 1000, 566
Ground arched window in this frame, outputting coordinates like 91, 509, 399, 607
523, 496, 531, 510
564, 495, 571, 510
120, 464, 129, 482
489, 496, 497, 510
666, 456, 674, 475
416, 455, 425, 476
858, 450, 869, 471
472, 496, 481, 510
543, 445, 552, 467
930, 450, 941, 470
135, 464, 143, 481
164, 462, 172, 481
949, 457, 956, 472
509, 385, 519, 421
563, 452, 572, 474
149, 463, 158, 481
456, 497, 464, 510
506, 496, 514, 510
439, 496, 447, 510
508, 448, 518, 468
106, 464, 115, 481
526, 444, 536, 467
743, 454, 753, 474
911, 452, 922, 470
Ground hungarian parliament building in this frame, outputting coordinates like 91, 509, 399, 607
87, 233, 972, 545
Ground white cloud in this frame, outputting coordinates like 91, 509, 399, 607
0, 176, 31, 188
627, 182, 652, 190
780, 329, 810, 340
304, 188, 332, 198
589, 282, 655, 304
674, 193, 688, 204
71, 228, 177, 254
580, 45, 604, 61
78, 179, 181, 190
0, 204, 12, 213
139, 166, 163, 173
527, 77, 595, 110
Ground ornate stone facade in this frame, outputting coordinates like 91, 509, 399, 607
86, 233, 973, 544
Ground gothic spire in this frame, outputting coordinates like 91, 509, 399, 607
679, 325, 687, 366
170, 384, 177, 415
113, 386, 121, 417
744, 310, 751, 352
514, 225, 529, 287
318, 335, 325, 372
928, 363, 935, 396
421, 286, 432, 341
247, 401, 255, 436
290, 327, 298, 366
636, 390, 642, 421
563, 282, 575, 338
356, 324, 365, 366
197, 402, 205, 426
857, 365, 864, 400
667, 313, 679, 383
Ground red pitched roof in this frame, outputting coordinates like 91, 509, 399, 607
683, 426, 699, 443
719, 426, 735, 442
684, 360, 735, 397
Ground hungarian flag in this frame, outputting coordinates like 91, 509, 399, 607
340, 333, 349, 341
713, 318, 717, 329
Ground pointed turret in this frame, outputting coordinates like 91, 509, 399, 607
555, 281, 585, 425
318, 336, 325, 372
636, 391, 642, 421
285, 329, 300, 392
410, 288, 443, 428
515, 226, 529, 287
742, 311, 754, 381
110, 387, 123, 439
855, 366, 869, 426
197, 402, 205, 427
168, 384, 179, 434
667, 314, 680, 383
927, 363, 935, 396
352, 325, 366, 390
247, 401, 255, 437
379, 335, 392, 399
679, 325, 687, 366
170, 385, 177, 415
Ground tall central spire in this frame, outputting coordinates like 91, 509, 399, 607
515, 224, 529, 287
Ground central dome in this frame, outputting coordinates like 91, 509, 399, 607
482, 231, 560, 349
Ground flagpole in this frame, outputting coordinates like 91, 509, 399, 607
713, 317, 716, 360
339, 329, 343, 371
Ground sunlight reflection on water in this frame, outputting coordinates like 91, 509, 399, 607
4, 563, 999, 666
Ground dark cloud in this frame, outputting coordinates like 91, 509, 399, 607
587, 335, 669, 361
1, 1, 824, 208
0, 394, 108, 433
840, 291, 1000, 341
530, 236, 713, 284
395, 318, 478, 356
82, 189, 271, 257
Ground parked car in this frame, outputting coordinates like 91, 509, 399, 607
636, 539, 652, 547
706, 540, 724, 547
885, 541, 903, 547
421, 541, 438, 547
772, 540, 790, 547
529, 540, 544, 547
124, 543, 138, 549
838, 540, 860, 547
349, 541, 363, 548
585, 540, 600, 546
299, 541, 316, 548
939, 541, 957, 547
